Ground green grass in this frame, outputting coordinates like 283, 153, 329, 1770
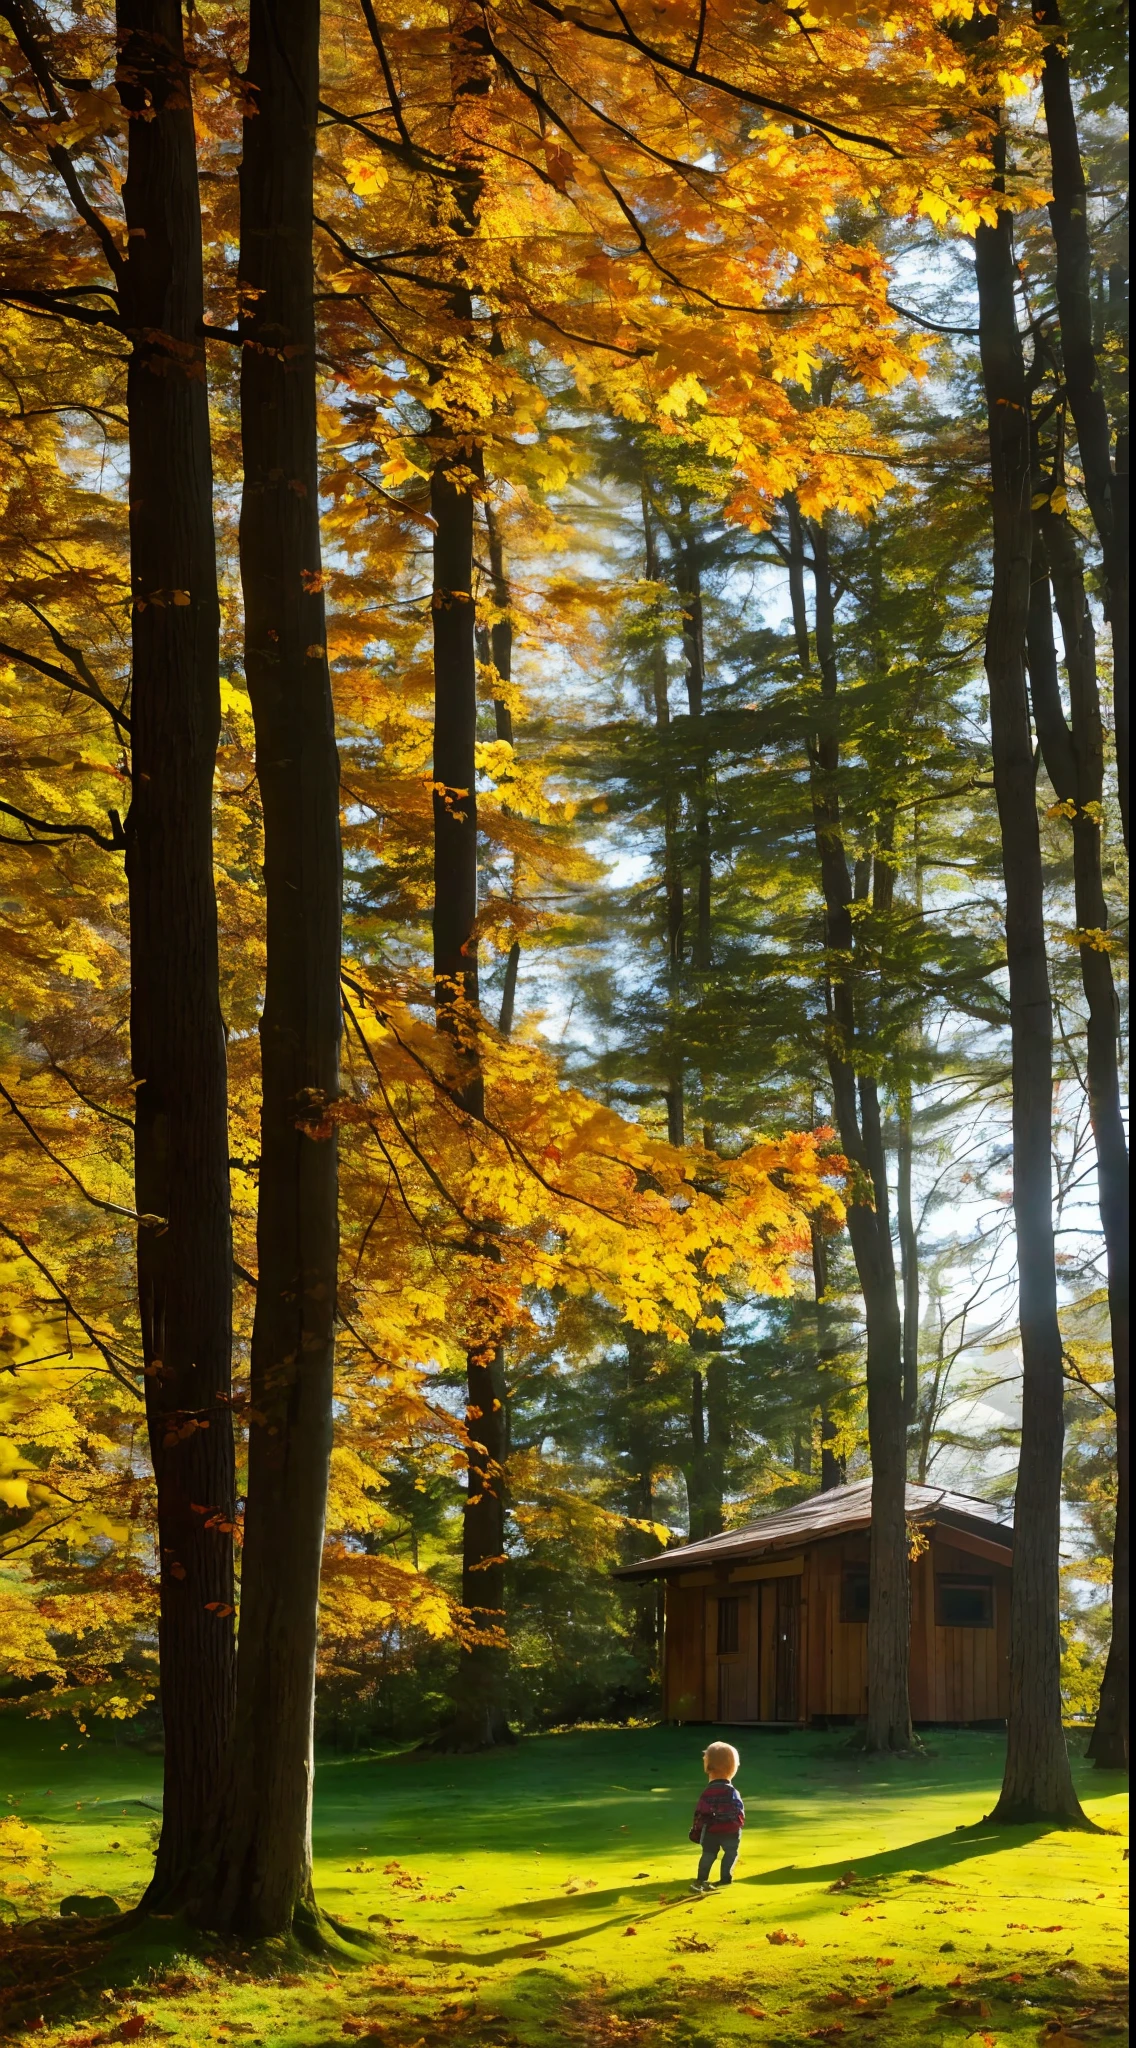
1, 1716, 1128, 2045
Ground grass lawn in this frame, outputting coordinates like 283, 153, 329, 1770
0, 1715, 1127, 2046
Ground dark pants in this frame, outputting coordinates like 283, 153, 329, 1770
696, 1830, 739, 1884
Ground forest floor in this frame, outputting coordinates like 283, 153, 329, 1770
0, 1717, 1128, 2047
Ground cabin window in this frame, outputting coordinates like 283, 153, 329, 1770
936, 1575, 994, 1628
716, 1596, 740, 1655
840, 1568, 870, 1623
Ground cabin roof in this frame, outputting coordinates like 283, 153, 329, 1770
612, 1479, 1013, 1579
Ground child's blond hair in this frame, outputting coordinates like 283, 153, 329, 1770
703, 1740, 740, 1779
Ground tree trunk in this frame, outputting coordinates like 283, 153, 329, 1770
428, 296, 514, 1745
485, 501, 521, 1030
812, 1224, 845, 1491
684, 1365, 716, 1540
790, 500, 912, 1750
1036, 0, 1129, 847
457, 1335, 512, 1747
680, 538, 712, 977
974, 116, 1088, 1825
624, 1329, 661, 1670
204, 0, 345, 1936
641, 480, 685, 1130
116, 0, 235, 1908
896, 1081, 920, 1424
1026, 512, 1129, 1771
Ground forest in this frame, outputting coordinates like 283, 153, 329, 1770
0, 0, 1128, 2036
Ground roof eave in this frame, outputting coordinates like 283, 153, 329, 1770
611, 1503, 1012, 1581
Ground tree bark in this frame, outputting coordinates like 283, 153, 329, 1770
1035, 0, 1129, 847
896, 1081, 920, 1424
679, 535, 712, 978
812, 1223, 846, 1491
624, 1329, 661, 1669
485, 501, 521, 1031
1026, 512, 1129, 1771
116, 0, 235, 1907
641, 479, 685, 1134
974, 116, 1088, 1825
204, 0, 345, 1936
428, 271, 514, 1744
789, 500, 912, 1750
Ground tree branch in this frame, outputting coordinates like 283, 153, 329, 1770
0, 796, 126, 852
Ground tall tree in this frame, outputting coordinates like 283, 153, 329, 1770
1026, 481, 1128, 1772
787, 498, 912, 1753
116, 0, 236, 1908
206, 0, 345, 1937
973, 87, 1088, 1826
431, 415, 513, 1746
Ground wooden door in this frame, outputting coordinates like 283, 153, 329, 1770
750, 1577, 802, 1722
774, 1575, 800, 1721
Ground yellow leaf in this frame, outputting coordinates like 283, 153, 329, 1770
344, 157, 388, 197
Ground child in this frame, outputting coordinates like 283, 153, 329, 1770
688, 1740, 744, 1892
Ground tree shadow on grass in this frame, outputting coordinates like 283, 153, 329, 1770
747, 1819, 1053, 1887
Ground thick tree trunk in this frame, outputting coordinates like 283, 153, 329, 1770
974, 124, 1088, 1825
790, 502, 912, 1750
204, 0, 344, 1936
116, 0, 235, 1907
1026, 516, 1129, 1770
1036, 0, 1129, 847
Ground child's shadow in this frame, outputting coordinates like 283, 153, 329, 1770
418, 1886, 697, 1965
487, 1881, 678, 1919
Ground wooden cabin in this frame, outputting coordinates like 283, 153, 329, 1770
613, 1480, 1013, 1727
